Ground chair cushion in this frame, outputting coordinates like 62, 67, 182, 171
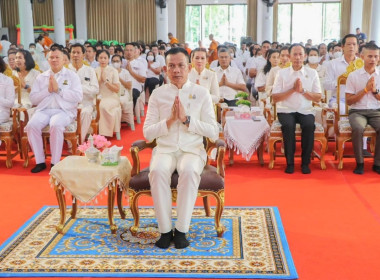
129, 165, 224, 192
338, 119, 375, 133
0, 120, 13, 132
270, 120, 324, 133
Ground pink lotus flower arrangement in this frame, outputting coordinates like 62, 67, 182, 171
78, 134, 111, 153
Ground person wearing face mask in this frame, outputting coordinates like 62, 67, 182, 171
305, 48, 326, 99
144, 51, 161, 103
68, 43, 99, 143
111, 54, 134, 130
332, 44, 343, 60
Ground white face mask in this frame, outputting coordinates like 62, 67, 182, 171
308, 56, 319, 64
112, 62, 121, 69
230, 53, 234, 58
145, 49, 150, 54
29, 48, 35, 52
147, 56, 154, 62
166, 47, 171, 51
333, 51, 342, 59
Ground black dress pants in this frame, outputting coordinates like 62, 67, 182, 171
277, 112, 315, 166
132, 88, 141, 109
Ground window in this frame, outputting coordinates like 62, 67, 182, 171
277, 2, 341, 44
185, 4, 247, 49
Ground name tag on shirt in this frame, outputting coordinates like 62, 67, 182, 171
85, 77, 90, 81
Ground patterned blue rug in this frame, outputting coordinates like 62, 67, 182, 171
0, 206, 297, 279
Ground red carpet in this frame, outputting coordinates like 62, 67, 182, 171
1, 112, 380, 280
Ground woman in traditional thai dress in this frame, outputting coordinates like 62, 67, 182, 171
95, 50, 121, 139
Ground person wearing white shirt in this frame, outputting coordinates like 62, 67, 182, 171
237, 43, 251, 65
85, 45, 100, 69
272, 44, 322, 174
0, 35, 11, 57
209, 58, 239, 69
0, 57, 15, 123
345, 44, 380, 175
69, 44, 99, 143
305, 48, 326, 100
213, 48, 246, 106
111, 54, 134, 130
123, 43, 147, 108
35, 35, 49, 71
188, 48, 220, 104
27, 46, 83, 173
145, 51, 161, 101
151, 44, 166, 85
324, 35, 359, 111
266, 46, 290, 96
143, 48, 218, 249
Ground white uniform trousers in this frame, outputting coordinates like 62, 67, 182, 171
149, 150, 205, 233
26, 109, 72, 165
80, 105, 94, 143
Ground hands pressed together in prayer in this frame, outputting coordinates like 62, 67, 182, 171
293, 78, 303, 93
365, 77, 376, 93
48, 74, 59, 93
219, 73, 230, 87
166, 96, 187, 128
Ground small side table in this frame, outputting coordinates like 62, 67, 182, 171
224, 115, 270, 165
50, 155, 131, 234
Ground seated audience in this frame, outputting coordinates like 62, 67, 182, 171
69, 43, 99, 143
272, 44, 322, 174
26, 46, 83, 173
188, 48, 220, 104
213, 47, 246, 106
95, 50, 121, 139
85, 45, 100, 68
345, 43, 380, 174
144, 51, 161, 100
0, 57, 15, 124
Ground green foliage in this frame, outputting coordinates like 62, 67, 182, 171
235, 91, 249, 99
236, 99, 251, 107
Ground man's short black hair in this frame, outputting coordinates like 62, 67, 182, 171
289, 43, 306, 54
342, 34, 359, 46
125, 42, 137, 48
70, 43, 85, 54
111, 54, 123, 62
96, 49, 110, 60
164, 47, 190, 63
16, 50, 35, 71
280, 46, 289, 54
86, 45, 96, 52
0, 56, 7, 73
262, 40, 271, 46
50, 43, 65, 53
362, 43, 379, 52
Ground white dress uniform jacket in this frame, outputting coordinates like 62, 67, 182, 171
143, 81, 219, 164
188, 67, 220, 103
0, 73, 15, 123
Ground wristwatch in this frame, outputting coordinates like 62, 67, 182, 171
373, 89, 380, 95
182, 115, 191, 125
24, 84, 30, 90
301, 89, 306, 94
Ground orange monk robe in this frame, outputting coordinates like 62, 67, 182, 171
42, 36, 54, 48
208, 39, 218, 64
169, 37, 179, 45
185, 47, 192, 55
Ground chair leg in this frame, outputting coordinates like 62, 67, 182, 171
129, 190, 141, 236
212, 190, 225, 237
69, 137, 78, 155
316, 136, 327, 170
21, 137, 29, 168
3, 136, 12, 168
117, 187, 126, 219
71, 195, 78, 219
268, 137, 277, 169
257, 140, 264, 166
203, 196, 211, 217
337, 137, 345, 170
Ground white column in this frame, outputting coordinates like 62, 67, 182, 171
370, 0, 380, 43
350, 0, 363, 33
156, 3, 168, 42
53, 0, 66, 45
75, 0, 87, 41
257, 0, 274, 43
18, 0, 34, 46
167, 0, 176, 40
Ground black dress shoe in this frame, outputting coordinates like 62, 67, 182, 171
301, 165, 311, 174
372, 165, 380, 174
363, 149, 372, 157
31, 163, 47, 173
353, 163, 364, 174
285, 165, 294, 174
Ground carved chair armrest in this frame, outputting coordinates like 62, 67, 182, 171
215, 139, 226, 178
95, 98, 101, 122
16, 107, 29, 137
76, 108, 82, 136
11, 108, 18, 135
130, 139, 156, 176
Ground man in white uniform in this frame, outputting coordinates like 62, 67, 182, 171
69, 43, 99, 143
143, 48, 219, 249
27, 46, 83, 173
272, 44, 322, 174
85, 45, 99, 69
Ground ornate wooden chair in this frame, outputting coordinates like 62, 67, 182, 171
19, 108, 82, 167
267, 103, 327, 170
0, 109, 19, 168
334, 74, 377, 169
89, 97, 101, 137
117, 138, 227, 237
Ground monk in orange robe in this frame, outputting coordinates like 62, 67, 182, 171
208, 34, 218, 64
168, 32, 179, 45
